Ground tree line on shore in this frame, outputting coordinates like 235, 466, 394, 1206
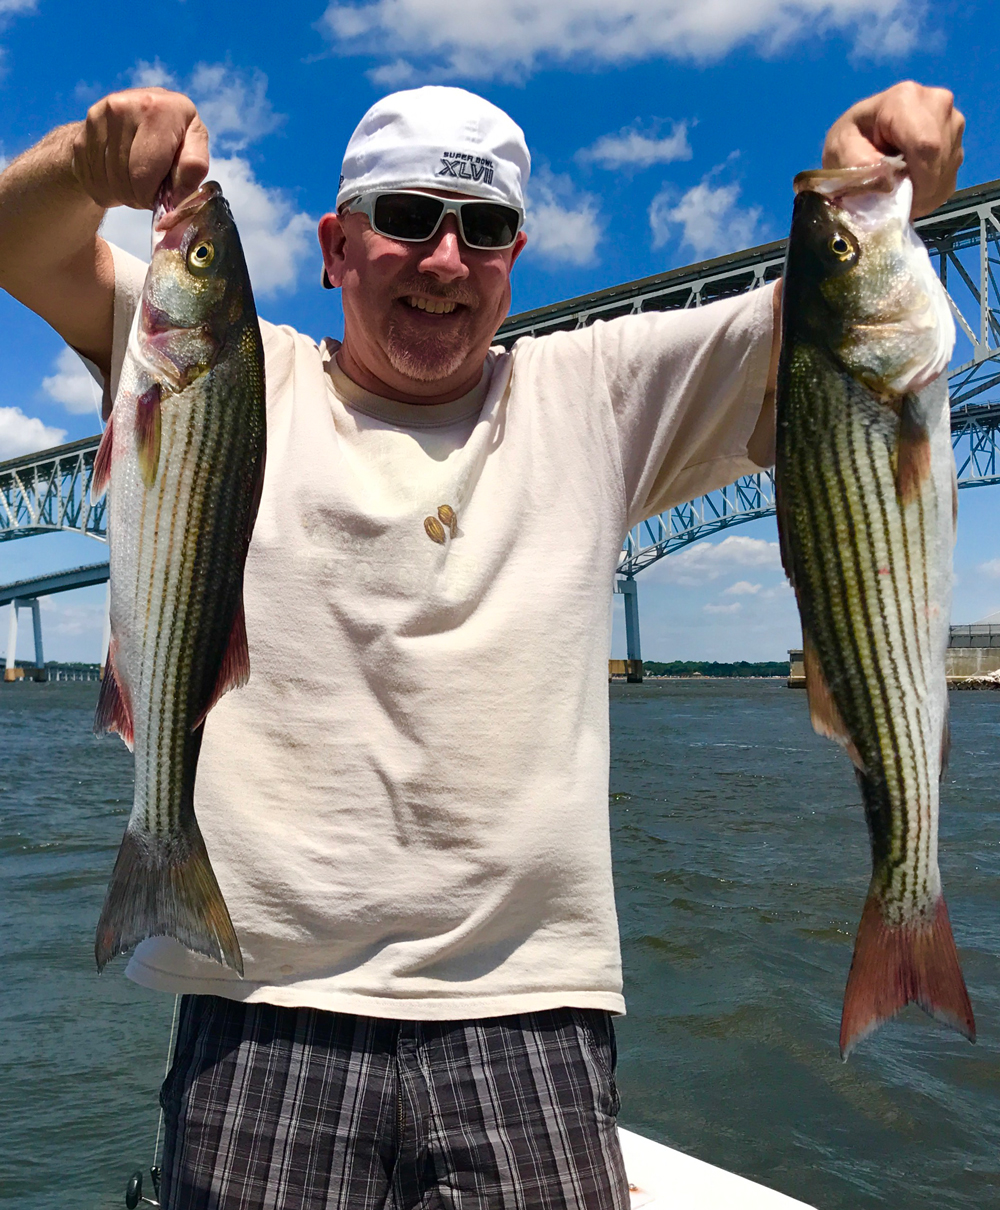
642, 660, 789, 677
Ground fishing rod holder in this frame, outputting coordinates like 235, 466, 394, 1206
125, 1165, 161, 1208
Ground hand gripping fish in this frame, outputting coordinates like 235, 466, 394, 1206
775, 158, 975, 1057
91, 182, 266, 975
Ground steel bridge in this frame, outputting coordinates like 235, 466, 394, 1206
3, 178, 1000, 673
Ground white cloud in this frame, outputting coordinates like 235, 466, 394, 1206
188, 63, 283, 152
129, 60, 283, 153
660, 535, 782, 586
318, 0, 921, 81
0, 406, 66, 460
704, 601, 742, 614
578, 121, 691, 170
367, 58, 418, 87
525, 169, 601, 267
130, 57, 176, 89
42, 347, 103, 417
209, 156, 315, 294
101, 154, 316, 297
724, 580, 762, 595
0, 0, 35, 77
99, 206, 154, 261
977, 558, 1000, 578
650, 177, 763, 258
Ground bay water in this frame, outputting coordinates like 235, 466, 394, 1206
1, 678, 998, 1208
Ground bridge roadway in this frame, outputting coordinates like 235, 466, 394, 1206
2, 176, 999, 673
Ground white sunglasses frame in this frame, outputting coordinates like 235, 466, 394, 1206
344, 190, 525, 250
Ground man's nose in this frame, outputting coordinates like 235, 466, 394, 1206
417, 216, 469, 281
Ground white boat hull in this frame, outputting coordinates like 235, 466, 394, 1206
620, 1128, 816, 1209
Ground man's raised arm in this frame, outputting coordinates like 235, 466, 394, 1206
0, 88, 209, 376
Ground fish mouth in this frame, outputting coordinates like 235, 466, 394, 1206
793, 156, 908, 201
154, 180, 222, 231
151, 180, 223, 255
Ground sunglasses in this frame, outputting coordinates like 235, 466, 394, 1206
345, 190, 524, 250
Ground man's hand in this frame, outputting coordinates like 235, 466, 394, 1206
823, 81, 965, 219
0, 88, 209, 374
72, 87, 209, 211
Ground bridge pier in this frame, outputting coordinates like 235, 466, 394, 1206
615, 577, 643, 683
4, 597, 46, 682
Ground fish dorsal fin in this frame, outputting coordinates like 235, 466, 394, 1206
803, 631, 864, 770
192, 600, 250, 730
136, 384, 162, 487
91, 413, 114, 503
93, 642, 134, 751
896, 395, 932, 505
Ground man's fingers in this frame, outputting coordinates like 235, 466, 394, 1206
103, 105, 143, 209
127, 92, 201, 208
71, 88, 205, 212
171, 117, 210, 202
822, 82, 965, 219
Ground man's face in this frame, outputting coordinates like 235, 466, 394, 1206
318, 191, 527, 403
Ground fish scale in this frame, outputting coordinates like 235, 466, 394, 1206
775, 159, 973, 1056
91, 181, 266, 976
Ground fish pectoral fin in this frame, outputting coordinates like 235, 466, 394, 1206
135, 384, 162, 487
91, 412, 114, 503
93, 642, 134, 751
192, 600, 251, 730
895, 394, 932, 505
802, 632, 864, 770
839, 891, 975, 1059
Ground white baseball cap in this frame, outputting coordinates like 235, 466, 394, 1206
337, 85, 530, 211
323, 87, 530, 288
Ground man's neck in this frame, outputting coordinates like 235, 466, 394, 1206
335, 343, 485, 405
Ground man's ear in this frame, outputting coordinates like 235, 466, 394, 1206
318, 212, 348, 288
509, 230, 528, 271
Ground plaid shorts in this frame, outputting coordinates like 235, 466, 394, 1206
159, 996, 630, 1210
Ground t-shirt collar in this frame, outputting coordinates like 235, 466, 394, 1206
321, 339, 493, 429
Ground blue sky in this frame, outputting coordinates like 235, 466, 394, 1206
1, 0, 998, 663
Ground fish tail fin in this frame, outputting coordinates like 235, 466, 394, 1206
95, 819, 243, 977
840, 892, 975, 1059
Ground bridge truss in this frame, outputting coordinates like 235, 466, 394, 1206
0, 435, 107, 543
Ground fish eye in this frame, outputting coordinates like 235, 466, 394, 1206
188, 241, 215, 271
830, 233, 853, 261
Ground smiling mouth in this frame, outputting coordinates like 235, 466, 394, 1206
403, 295, 460, 315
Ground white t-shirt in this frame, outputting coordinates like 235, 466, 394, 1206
106, 243, 775, 1019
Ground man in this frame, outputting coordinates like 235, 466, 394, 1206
0, 81, 963, 1209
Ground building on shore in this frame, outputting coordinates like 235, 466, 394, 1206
788, 610, 1000, 688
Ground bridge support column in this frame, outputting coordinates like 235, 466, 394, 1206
615, 577, 643, 683
29, 598, 45, 680
4, 598, 46, 681
4, 600, 18, 682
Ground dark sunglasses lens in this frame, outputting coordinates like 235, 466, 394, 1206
460, 203, 520, 248
373, 194, 444, 240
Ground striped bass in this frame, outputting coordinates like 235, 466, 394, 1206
91, 181, 266, 975
775, 157, 975, 1057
